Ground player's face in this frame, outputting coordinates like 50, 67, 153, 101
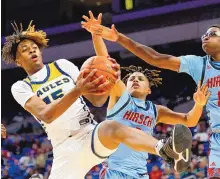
126, 72, 151, 99
202, 27, 220, 56
16, 39, 43, 73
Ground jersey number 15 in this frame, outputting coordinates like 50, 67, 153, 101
43, 89, 64, 104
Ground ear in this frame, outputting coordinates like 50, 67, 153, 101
146, 88, 151, 95
15, 59, 22, 67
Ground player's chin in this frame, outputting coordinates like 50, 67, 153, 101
202, 44, 212, 54
130, 90, 141, 97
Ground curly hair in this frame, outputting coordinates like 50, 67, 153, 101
2, 21, 49, 64
121, 65, 162, 87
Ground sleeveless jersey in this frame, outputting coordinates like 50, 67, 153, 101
179, 55, 220, 131
22, 61, 95, 147
106, 90, 157, 178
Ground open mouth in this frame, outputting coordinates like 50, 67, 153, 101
31, 54, 38, 61
132, 83, 140, 88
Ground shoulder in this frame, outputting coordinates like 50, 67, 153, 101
55, 59, 78, 69
11, 80, 35, 107
148, 101, 158, 117
55, 59, 80, 78
11, 80, 32, 92
179, 55, 204, 62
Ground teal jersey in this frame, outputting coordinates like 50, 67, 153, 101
179, 55, 220, 130
106, 90, 157, 178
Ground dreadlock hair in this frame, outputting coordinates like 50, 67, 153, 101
121, 65, 162, 87
2, 21, 49, 64
208, 24, 220, 30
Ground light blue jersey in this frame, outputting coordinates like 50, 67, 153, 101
179, 55, 220, 130
179, 55, 220, 173
105, 90, 157, 179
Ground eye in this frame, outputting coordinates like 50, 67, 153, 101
22, 48, 27, 52
139, 77, 144, 81
129, 77, 134, 81
211, 31, 217, 36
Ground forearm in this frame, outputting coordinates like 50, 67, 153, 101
157, 104, 203, 127
117, 33, 179, 70
40, 87, 81, 123
186, 103, 204, 127
85, 34, 109, 106
92, 34, 108, 56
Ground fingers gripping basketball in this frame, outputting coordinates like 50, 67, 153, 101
80, 56, 117, 93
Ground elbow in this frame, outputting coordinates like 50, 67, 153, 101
185, 115, 199, 127
38, 111, 54, 124
186, 122, 197, 127
137, 46, 161, 65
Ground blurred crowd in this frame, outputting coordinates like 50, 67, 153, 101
1, 106, 210, 179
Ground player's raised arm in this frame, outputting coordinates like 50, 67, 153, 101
156, 81, 211, 127
81, 11, 121, 107
82, 11, 109, 57
89, 24, 181, 72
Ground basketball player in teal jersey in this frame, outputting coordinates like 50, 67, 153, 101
82, 11, 211, 179
82, 19, 220, 178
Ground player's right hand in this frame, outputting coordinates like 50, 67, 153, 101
89, 24, 119, 42
75, 69, 109, 95
107, 56, 121, 82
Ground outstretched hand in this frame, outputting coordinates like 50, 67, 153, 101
81, 11, 102, 33
89, 24, 119, 42
193, 81, 211, 106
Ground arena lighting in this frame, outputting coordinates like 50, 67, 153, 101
125, 0, 134, 10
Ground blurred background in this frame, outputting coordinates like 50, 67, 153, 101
1, 0, 220, 178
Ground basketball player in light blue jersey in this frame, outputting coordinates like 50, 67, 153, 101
102, 67, 210, 179
82, 12, 211, 179
87, 22, 220, 179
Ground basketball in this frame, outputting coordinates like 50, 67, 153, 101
80, 56, 117, 92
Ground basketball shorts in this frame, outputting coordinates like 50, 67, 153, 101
100, 167, 149, 179
48, 124, 115, 179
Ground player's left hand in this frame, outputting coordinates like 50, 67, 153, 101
193, 81, 211, 106
107, 56, 121, 82
81, 11, 102, 33
1, 124, 6, 138
90, 24, 119, 42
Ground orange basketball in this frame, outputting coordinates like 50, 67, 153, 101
80, 56, 117, 92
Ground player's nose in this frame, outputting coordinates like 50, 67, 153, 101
133, 77, 139, 82
29, 47, 36, 54
202, 35, 210, 42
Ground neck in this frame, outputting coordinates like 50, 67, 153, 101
211, 53, 220, 62
132, 95, 147, 101
26, 63, 44, 76
139, 96, 147, 101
